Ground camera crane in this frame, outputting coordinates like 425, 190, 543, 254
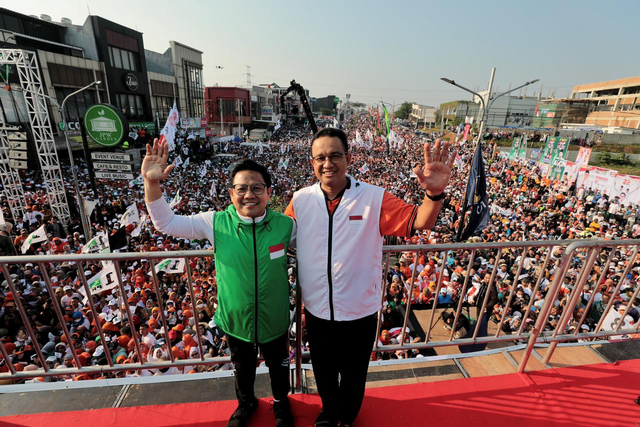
280, 79, 318, 134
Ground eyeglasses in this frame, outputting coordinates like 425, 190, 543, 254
231, 183, 267, 196
311, 153, 346, 165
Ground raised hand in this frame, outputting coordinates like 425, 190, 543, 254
142, 138, 174, 183
413, 138, 456, 196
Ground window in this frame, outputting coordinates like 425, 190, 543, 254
55, 87, 99, 121
115, 93, 145, 120
108, 46, 138, 71
154, 96, 172, 118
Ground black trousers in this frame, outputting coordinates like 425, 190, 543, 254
227, 333, 290, 403
305, 309, 378, 424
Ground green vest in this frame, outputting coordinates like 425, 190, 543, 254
213, 205, 293, 344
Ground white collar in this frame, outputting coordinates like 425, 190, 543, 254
237, 210, 267, 224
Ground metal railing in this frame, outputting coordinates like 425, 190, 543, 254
0, 239, 639, 387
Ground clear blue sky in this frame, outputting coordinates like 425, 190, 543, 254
11, 0, 640, 107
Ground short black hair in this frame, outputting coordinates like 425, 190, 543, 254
311, 127, 349, 154
228, 159, 272, 188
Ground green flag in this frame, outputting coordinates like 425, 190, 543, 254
508, 137, 521, 160
382, 104, 391, 137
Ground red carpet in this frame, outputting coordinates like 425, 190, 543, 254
2, 359, 640, 427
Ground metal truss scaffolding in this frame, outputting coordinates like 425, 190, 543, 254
0, 122, 27, 222
0, 48, 70, 225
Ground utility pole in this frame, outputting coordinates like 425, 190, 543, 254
475, 67, 496, 144
219, 98, 224, 136
245, 65, 251, 87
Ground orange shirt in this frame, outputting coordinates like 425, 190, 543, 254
285, 191, 417, 237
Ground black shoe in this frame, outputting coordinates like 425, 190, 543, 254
635, 396, 640, 405
315, 410, 337, 427
270, 398, 294, 427
227, 397, 259, 427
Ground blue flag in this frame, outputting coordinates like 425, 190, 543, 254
461, 141, 490, 240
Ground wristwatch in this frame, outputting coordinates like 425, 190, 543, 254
425, 191, 446, 202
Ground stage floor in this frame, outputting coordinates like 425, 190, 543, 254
1, 357, 640, 427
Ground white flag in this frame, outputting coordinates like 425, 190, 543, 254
182, 157, 190, 169
359, 163, 369, 174
169, 190, 182, 209
82, 231, 110, 254
131, 213, 147, 237
148, 258, 186, 276
283, 158, 289, 170
174, 155, 183, 168
160, 102, 179, 152
333, 117, 339, 128
278, 157, 284, 170
224, 143, 229, 152
355, 130, 363, 145
129, 174, 143, 188
21, 225, 47, 254
210, 181, 217, 198
77, 263, 119, 303
119, 204, 140, 227
187, 132, 196, 141
199, 165, 207, 178
274, 120, 281, 132
454, 155, 464, 170
280, 143, 286, 154
83, 199, 97, 218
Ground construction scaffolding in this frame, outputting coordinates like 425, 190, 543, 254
0, 48, 70, 225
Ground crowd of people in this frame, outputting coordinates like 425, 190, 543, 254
0, 111, 638, 385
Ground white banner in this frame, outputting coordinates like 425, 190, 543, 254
119, 204, 140, 227
160, 102, 180, 152
129, 174, 143, 188
77, 263, 119, 303
83, 199, 97, 218
21, 225, 47, 254
82, 232, 110, 254
148, 258, 186, 275
169, 190, 182, 209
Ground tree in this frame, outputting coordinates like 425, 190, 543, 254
434, 110, 441, 126
350, 102, 366, 108
394, 102, 412, 119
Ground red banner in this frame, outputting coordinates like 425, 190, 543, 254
463, 124, 471, 141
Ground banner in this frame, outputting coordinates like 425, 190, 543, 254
530, 148, 541, 161
169, 190, 182, 209
508, 137, 521, 160
21, 225, 47, 254
160, 102, 179, 152
359, 163, 369, 174
210, 181, 217, 198
518, 135, 528, 159
77, 263, 119, 303
575, 147, 592, 168
82, 232, 110, 254
463, 124, 471, 142
119, 204, 140, 227
382, 104, 391, 137
83, 199, 97, 219
549, 158, 567, 181
148, 258, 186, 275
540, 137, 558, 165
129, 174, 143, 188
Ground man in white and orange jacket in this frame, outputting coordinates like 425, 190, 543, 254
285, 128, 456, 427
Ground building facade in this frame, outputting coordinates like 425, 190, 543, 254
410, 103, 436, 127
204, 86, 251, 136
0, 8, 204, 145
570, 76, 640, 129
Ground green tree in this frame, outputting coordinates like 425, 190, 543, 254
350, 102, 366, 108
434, 110, 441, 126
394, 102, 413, 119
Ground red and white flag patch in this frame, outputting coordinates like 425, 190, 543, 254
269, 243, 285, 260
349, 215, 363, 225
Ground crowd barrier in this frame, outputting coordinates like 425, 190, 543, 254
0, 239, 638, 390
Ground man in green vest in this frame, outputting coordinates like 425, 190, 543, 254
143, 138, 296, 427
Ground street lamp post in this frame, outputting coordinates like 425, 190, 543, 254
440, 73, 539, 241
20, 81, 101, 240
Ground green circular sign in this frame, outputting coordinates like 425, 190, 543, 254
83, 104, 128, 147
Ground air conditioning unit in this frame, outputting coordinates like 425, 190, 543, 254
40, 14, 52, 21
